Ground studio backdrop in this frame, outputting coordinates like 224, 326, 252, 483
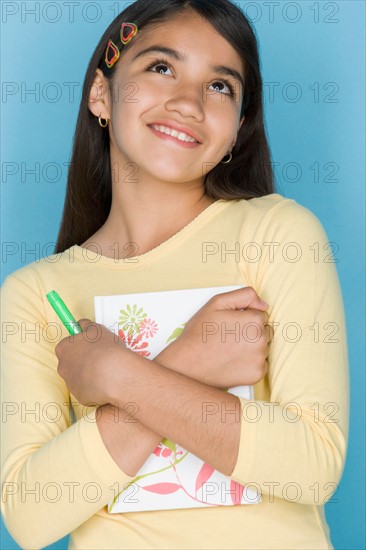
1, 1, 365, 549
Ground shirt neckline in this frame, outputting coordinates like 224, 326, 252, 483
69, 199, 231, 267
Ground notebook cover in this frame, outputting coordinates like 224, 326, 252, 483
94, 285, 261, 513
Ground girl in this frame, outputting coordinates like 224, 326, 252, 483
1, 0, 349, 549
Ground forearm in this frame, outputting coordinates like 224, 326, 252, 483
96, 403, 162, 477
108, 349, 241, 477
95, 346, 194, 477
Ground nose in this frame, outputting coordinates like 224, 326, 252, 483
164, 80, 205, 120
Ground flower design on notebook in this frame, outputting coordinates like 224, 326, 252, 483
118, 327, 151, 357
118, 304, 159, 357
139, 318, 159, 338
118, 304, 148, 335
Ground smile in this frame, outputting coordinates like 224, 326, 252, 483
148, 124, 200, 148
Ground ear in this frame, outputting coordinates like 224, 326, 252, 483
88, 68, 112, 119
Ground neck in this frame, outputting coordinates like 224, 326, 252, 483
82, 174, 216, 259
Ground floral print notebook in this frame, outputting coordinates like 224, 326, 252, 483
94, 285, 261, 513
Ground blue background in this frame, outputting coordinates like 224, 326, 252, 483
1, 1, 365, 548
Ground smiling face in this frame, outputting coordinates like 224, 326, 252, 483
89, 10, 245, 188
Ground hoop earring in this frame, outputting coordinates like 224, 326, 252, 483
98, 114, 109, 128
220, 152, 232, 164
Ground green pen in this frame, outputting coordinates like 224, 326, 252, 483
46, 290, 82, 335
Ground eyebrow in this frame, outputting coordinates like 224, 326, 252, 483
131, 45, 245, 90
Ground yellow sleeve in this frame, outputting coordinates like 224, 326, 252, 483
1, 271, 136, 549
231, 199, 350, 505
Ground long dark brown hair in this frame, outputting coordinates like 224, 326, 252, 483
55, 0, 275, 254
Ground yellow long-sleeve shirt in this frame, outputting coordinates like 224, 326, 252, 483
1, 193, 349, 549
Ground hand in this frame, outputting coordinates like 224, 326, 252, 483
156, 287, 270, 389
55, 319, 128, 406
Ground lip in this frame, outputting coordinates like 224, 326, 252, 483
147, 120, 202, 144
148, 125, 200, 148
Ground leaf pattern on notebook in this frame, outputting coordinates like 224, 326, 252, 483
195, 463, 215, 495
142, 483, 181, 494
230, 480, 245, 505
166, 323, 187, 344
139, 453, 229, 508
108, 442, 190, 511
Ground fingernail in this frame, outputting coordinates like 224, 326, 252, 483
260, 299, 269, 307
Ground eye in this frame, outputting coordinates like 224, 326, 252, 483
145, 58, 237, 99
146, 58, 173, 76
210, 80, 236, 97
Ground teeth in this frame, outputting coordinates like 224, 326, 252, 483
151, 124, 197, 143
